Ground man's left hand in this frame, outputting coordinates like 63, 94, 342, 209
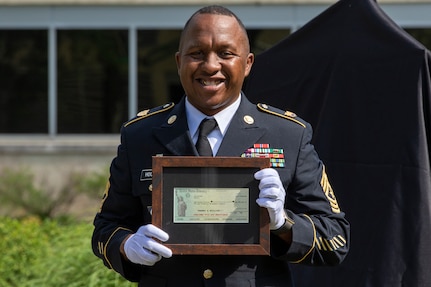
254, 168, 286, 230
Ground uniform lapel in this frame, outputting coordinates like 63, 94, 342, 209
152, 95, 266, 157
217, 95, 267, 157
152, 99, 197, 156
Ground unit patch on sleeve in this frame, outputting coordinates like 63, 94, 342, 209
320, 165, 341, 214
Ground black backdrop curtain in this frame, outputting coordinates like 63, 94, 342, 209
243, 0, 431, 286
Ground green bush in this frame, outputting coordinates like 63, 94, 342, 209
0, 217, 136, 287
0, 167, 59, 219
0, 167, 135, 286
67, 167, 109, 199
0, 166, 109, 219
0, 167, 77, 219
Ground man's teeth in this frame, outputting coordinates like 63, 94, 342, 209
201, 80, 221, 86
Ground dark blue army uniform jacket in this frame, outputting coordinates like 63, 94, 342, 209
92, 94, 350, 287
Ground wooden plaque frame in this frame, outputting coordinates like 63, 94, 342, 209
152, 156, 271, 255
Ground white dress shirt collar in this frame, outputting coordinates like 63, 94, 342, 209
186, 95, 241, 156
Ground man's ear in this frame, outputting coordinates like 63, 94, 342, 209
175, 51, 181, 74
244, 52, 255, 77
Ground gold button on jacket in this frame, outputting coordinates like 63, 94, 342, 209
203, 269, 213, 279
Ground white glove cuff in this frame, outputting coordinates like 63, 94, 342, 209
271, 212, 294, 234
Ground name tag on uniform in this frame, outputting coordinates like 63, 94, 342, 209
140, 169, 152, 181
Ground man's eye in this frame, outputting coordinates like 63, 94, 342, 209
189, 51, 203, 58
220, 51, 234, 58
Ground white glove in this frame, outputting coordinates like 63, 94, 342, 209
254, 168, 286, 230
123, 224, 172, 266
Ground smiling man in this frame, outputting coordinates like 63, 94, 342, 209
175, 9, 254, 116
92, 5, 350, 287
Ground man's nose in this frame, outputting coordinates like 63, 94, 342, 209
201, 53, 221, 71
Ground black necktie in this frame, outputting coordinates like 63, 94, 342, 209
196, 118, 217, 156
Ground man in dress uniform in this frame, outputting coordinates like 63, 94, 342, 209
92, 5, 350, 287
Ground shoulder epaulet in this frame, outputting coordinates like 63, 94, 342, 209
124, 102, 175, 127
257, 103, 306, 128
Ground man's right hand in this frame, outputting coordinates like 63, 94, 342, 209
122, 224, 172, 266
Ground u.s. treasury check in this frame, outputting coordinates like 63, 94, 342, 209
173, 187, 249, 223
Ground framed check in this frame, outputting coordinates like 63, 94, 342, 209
152, 156, 271, 255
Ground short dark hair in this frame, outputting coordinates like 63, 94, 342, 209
183, 5, 247, 33
179, 5, 249, 50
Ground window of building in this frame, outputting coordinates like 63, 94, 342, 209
138, 30, 182, 109
1, 28, 290, 134
57, 29, 129, 134
0, 30, 48, 133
